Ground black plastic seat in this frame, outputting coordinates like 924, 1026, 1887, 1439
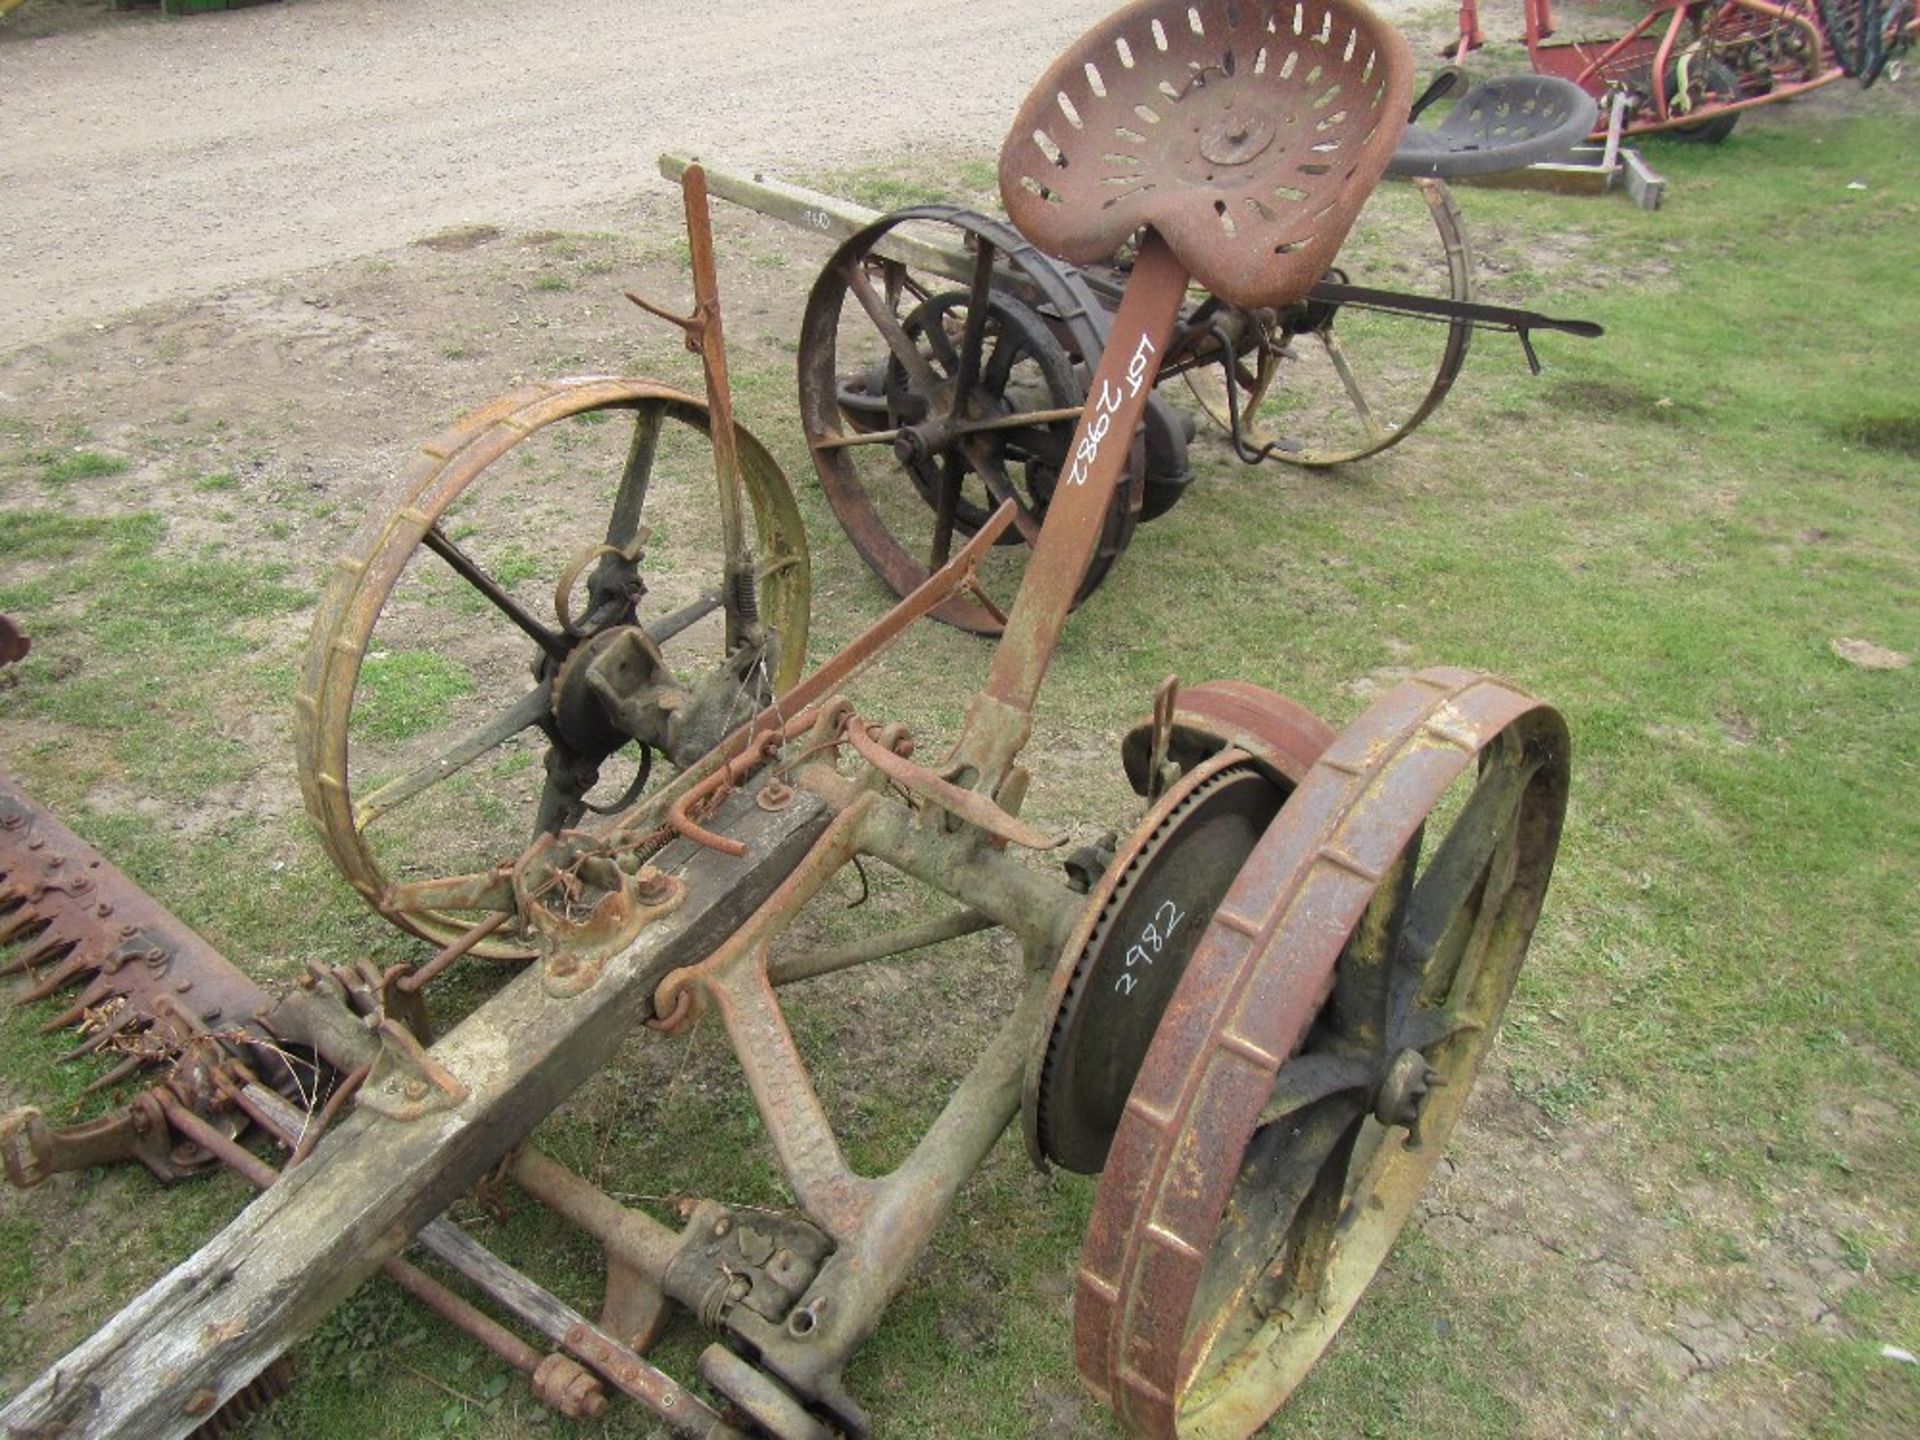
1388, 74, 1598, 179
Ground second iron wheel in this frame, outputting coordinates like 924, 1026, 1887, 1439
799, 204, 1145, 634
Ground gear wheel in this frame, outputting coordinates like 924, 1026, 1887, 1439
1026, 753, 1285, 1173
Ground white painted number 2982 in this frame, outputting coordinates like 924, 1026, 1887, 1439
1112, 899, 1185, 997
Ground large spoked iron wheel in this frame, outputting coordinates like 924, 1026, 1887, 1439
799, 204, 1144, 635
295, 378, 811, 956
1182, 178, 1474, 468
1076, 668, 1569, 1438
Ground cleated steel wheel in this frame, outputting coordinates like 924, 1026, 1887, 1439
798, 204, 1144, 634
295, 378, 810, 955
1076, 668, 1568, 1439
1182, 178, 1474, 468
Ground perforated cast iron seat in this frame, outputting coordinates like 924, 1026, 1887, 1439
1387, 73, 1599, 179
998, 0, 1415, 311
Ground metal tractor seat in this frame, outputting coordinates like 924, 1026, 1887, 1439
998, 0, 1416, 310
1387, 72, 1599, 178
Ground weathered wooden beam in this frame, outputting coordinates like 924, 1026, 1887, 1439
0, 784, 828, 1440
1452, 146, 1666, 211
659, 152, 977, 285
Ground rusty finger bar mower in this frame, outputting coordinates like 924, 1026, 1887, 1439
0, 5, 1571, 1439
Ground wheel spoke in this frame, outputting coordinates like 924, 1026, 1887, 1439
1332, 837, 1419, 1053
645, 591, 724, 646
1265, 1111, 1365, 1316
1255, 1051, 1374, 1128
353, 683, 553, 830
918, 310, 960, 373
1395, 1002, 1482, 1054
949, 239, 999, 417
1395, 754, 1540, 1015
1319, 327, 1391, 444
968, 450, 1043, 543
422, 524, 569, 660
928, 451, 965, 568
604, 404, 664, 550
843, 261, 941, 396
1184, 1094, 1369, 1392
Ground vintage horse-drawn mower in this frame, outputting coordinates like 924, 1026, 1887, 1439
1, 4, 1570, 1437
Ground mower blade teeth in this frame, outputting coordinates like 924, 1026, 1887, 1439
40, 980, 114, 1036
61, 1008, 139, 1061
14, 945, 90, 1004
4, 927, 63, 975
1, 768, 289, 1107
0, 906, 42, 949
82, 1056, 145, 1096
0, 936, 47, 976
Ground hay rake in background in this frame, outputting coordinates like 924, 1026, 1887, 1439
1449, 0, 1916, 143
1, 4, 1570, 1438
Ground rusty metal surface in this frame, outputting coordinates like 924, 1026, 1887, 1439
0, 769, 313, 1185
184, 1356, 296, 1440
843, 714, 1063, 851
0, 12, 1578, 1437
962, 232, 1191, 791
562, 1324, 740, 1440
698, 1344, 832, 1440
0, 614, 28, 668
1120, 678, 1336, 795
176, 1084, 613, 1423
513, 830, 687, 995
1025, 748, 1289, 1174
0, 771, 272, 1052
999, 0, 1414, 311
628, 166, 762, 663
1074, 667, 1569, 1437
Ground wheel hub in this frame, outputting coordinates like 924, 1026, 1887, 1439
891, 416, 957, 467
1372, 1046, 1442, 1132
548, 627, 640, 758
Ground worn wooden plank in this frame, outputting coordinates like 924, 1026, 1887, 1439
0, 785, 828, 1440
659, 152, 977, 285
1453, 146, 1665, 211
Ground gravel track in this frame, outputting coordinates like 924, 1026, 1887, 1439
0, 0, 1430, 352
0, 0, 1096, 349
